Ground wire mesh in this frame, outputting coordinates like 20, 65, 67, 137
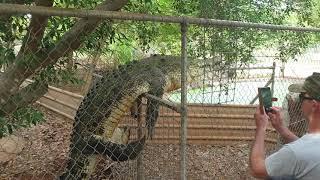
0, 2, 320, 180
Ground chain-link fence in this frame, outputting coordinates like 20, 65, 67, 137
1, 2, 320, 180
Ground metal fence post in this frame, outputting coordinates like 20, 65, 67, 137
180, 19, 188, 180
136, 97, 144, 180
271, 62, 276, 97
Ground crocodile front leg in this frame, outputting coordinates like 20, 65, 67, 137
146, 90, 164, 139
146, 68, 166, 139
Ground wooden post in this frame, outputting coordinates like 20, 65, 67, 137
81, 38, 104, 95
81, 54, 100, 95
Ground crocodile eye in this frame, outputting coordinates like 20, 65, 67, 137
160, 58, 165, 62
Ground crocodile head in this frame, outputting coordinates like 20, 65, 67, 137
140, 54, 204, 92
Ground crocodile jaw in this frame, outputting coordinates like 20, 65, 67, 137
164, 69, 202, 92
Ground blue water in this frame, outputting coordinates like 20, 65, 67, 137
168, 78, 303, 107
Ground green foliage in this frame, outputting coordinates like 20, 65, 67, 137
173, 0, 199, 15
82, 21, 115, 54
277, 32, 311, 62
53, 0, 103, 9
0, 46, 15, 66
156, 24, 181, 54
35, 58, 84, 86
183, 0, 316, 64
306, 0, 320, 43
109, 43, 134, 64
0, 16, 29, 68
42, 16, 75, 48
0, 107, 44, 138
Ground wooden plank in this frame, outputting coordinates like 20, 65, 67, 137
42, 94, 78, 111
45, 87, 82, 108
38, 95, 77, 118
36, 101, 75, 120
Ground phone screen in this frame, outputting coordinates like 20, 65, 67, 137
258, 87, 272, 113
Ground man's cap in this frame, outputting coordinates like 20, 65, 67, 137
288, 72, 320, 100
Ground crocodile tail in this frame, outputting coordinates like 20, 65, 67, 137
88, 135, 146, 162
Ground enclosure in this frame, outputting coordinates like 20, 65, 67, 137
1, 1, 320, 180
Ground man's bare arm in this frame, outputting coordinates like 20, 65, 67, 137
250, 107, 269, 178
250, 128, 269, 178
276, 126, 298, 144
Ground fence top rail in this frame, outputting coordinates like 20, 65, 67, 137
1, 3, 320, 32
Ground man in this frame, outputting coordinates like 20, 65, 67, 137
250, 72, 320, 180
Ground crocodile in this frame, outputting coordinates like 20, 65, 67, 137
60, 54, 204, 179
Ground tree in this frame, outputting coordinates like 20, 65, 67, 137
0, 0, 128, 136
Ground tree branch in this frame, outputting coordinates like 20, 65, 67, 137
0, 0, 31, 19
2, 0, 27, 4
39, 0, 129, 70
17, 0, 54, 58
0, 80, 48, 117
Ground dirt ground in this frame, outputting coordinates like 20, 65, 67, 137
0, 105, 265, 180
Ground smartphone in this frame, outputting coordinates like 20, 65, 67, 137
258, 87, 273, 113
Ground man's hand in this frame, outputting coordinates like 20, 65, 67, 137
268, 107, 298, 144
267, 107, 284, 131
254, 106, 269, 131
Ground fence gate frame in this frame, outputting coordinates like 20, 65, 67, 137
2, 3, 320, 180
